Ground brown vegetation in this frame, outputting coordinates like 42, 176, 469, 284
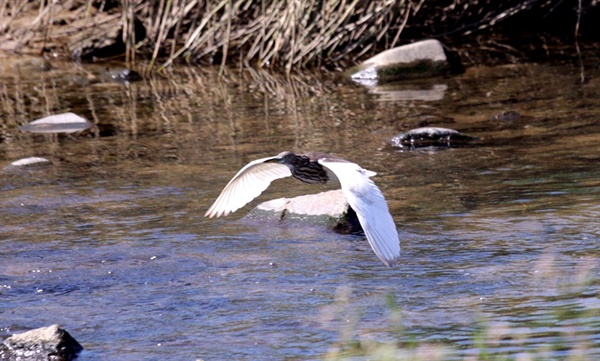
0, 0, 597, 71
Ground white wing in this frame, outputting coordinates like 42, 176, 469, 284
205, 156, 292, 218
319, 159, 400, 267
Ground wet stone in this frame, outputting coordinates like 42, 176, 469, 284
391, 127, 478, 149
0, 324, 83, 361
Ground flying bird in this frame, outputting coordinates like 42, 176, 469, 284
205, 151, 400, 267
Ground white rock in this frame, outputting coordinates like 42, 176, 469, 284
19, 112, 92, 133
10, 157, 51, 167
350, 39, 452, 84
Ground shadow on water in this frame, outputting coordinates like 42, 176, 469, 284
0, 58, 598, 360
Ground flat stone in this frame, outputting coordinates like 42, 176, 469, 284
19, 112, 92, 134
245, 190, 361, 232
349, 39, 458, 85
0, 324, 83, 361
4, 157, 52, 170
248, 189, 347, 219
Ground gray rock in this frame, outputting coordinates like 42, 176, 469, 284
0, 324, 83, 361
349, 39, 458, 85
391, 127, 478, 149
245, 190, 361, 232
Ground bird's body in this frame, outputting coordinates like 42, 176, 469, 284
205, 151, 400, 267
277, 152, 333, 184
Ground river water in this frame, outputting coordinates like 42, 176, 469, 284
0, 57, 598, 360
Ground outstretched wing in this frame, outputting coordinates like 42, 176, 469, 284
205, 156, 292, 218
319, 159, 400, 267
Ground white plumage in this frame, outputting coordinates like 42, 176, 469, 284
205, 152, 400, 267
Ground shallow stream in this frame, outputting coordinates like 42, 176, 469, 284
1, 57, 599, 360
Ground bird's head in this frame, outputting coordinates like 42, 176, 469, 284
270, 151, 302, 165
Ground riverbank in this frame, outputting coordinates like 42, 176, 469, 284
1, 0, 598, 71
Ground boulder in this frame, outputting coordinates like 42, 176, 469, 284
349, 39, 461, 85
245, 190, 361, 233
0, 324, 83, 361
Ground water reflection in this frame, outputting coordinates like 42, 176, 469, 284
0, 59, 598, 360
368, 82, 448, 101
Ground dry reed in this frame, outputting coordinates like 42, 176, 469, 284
0, 1, 595, 71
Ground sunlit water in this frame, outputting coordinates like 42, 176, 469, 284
0, 59, 599, 360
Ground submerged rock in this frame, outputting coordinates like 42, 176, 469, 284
391, 127, 478, 149
245, 190, 361, 232
99, 67, 143, 84
490, 110, 522, 122
19, 113, 92, 134
349, 39, 460, 85
0, 324, 83, 361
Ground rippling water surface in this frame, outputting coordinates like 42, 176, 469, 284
0, 59, 599, 360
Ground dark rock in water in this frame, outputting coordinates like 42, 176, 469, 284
349, 39, 462, 85
245, 190, 361, 233
490, 110, 522, 122
391, 127, 478, 149
100, 67, 143, 84
0, 324, 83, 361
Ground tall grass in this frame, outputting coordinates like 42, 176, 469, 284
0, 1, 595, 71
138, 0, 413, 72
